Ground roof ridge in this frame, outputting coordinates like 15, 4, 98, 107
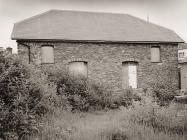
14, 10, 54, 25
13, 9, 131, 25
49, 9, 129, 15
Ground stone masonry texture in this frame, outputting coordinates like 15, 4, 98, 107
17, 41, 179, 94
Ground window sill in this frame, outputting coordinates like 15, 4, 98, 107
151, 62, 163, 66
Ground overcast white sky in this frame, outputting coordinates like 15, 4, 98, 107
0, 0, 187, 53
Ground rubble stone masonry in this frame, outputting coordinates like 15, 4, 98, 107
18, 41, 179, 94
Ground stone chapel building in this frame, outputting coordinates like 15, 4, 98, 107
11, 10, 184, 93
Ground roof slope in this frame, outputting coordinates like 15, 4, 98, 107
11, 10, 184, 43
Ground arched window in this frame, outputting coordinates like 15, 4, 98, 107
69, 61, 88, 78
122, 61, 138, 89
151, 46, 161, 62
41, 45, 54, 64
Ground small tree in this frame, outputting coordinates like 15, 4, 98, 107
0, 55, 57, 139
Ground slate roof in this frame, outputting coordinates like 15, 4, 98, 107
11, 10, 184, 43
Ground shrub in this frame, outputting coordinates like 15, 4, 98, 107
147, 65, 179, 106
112, 88, 141, 108
127, 95, 187, 135
47, 64, 143, 111
0, 55, 57, 139
55, 75, 113, 112
151, 82, 178, 106
41, 65, 142, 110
41, 64, 112, 111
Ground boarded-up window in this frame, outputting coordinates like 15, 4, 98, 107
122, 62, 138, 89
41, 46, 54, 64
69, 61, 88, 78
151, 46, 160, 62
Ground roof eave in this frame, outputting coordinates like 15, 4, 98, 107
13, 38, 184, 44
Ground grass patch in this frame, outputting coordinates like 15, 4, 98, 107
30, 99, 186, 140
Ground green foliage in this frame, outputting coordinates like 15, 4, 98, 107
0, 55, 57, 139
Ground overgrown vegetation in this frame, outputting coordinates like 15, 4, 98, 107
0, 55, 58, 139
0, 55, 186, 140
29, 96, 187, 140
148, 65, 179, 106
42, 65, 139, 112
55, 75, 113, 111
113, 88, 141, 108
127, 96, 187, 136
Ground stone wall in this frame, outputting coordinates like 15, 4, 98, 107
17, 41, 179, 94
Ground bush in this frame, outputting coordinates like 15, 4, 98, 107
0, 55, 57, 139
147, 65, 179, 106
112, 88, 141, 108
127, 95, 187, 135
151, 82, 178, 106
41, 65, 143, 111
55, 74, 113, 112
